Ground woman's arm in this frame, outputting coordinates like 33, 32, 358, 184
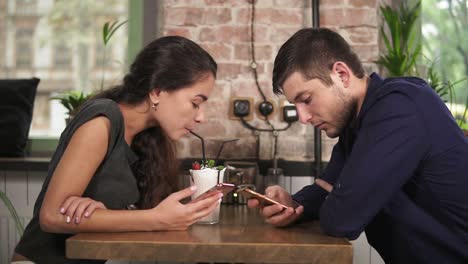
39, 116, 113, 233
39, 116, 222, 233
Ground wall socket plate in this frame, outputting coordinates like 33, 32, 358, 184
255, 99, 276, 120
279, 99, 297, 122
229, 97, 254, 121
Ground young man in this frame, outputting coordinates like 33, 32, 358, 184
248, 28, 468, 263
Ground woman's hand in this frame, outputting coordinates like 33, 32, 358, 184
150, 186, 223, 230
60, 196, 107, 224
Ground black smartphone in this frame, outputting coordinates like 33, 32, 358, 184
190, 183, 236, 203
236, 187, 299, 209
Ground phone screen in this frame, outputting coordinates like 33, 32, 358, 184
236, 188, 292, 209
190, 183, 236, 203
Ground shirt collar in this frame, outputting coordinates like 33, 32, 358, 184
355, 72, 384, 127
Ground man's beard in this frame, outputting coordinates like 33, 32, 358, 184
328, 91, 357, 138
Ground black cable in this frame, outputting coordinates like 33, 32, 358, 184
250, 2, 267, 102
240, 117, 291, 132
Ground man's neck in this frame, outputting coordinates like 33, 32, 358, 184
354, 75, 370, 118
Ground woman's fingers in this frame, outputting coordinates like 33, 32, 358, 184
64, 198, 83, 224
192, 197, 222, 221
61, 196, 107, 224
188, 192, 223, 212
84, 202, 107, 218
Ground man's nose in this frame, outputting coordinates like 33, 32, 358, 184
297, 105, 312, 124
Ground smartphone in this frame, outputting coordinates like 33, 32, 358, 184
236, 187, 292, 209
190, 183, 236, 203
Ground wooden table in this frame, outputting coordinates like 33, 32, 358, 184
66, 205, 352, 263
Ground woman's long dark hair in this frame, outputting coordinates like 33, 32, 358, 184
93, 36, 217, 209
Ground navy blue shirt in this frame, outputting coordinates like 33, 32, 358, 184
293, 73, 468, 263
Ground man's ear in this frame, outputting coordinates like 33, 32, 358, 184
332, 61, 351, 88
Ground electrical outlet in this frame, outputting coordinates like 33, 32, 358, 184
229, 97, 254, 120
279, 99, 298, 122
255, 99, 276, 120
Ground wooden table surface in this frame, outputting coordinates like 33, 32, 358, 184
66, 205, 352, 263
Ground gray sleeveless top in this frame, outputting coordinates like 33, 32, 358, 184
16, 98, 140, 264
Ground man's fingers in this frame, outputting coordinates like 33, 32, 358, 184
261, 204, 285, 218
247, 198, 260, 208
315, 179, 333, 193
265, 207, 295, 226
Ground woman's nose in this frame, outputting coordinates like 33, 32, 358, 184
194, 109, 205, 123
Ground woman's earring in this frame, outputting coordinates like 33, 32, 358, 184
151, 102, 159, 111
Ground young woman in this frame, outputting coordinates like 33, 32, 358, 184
12, 36, 222, 263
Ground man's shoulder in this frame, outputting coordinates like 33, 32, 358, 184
379, 76, 433, 97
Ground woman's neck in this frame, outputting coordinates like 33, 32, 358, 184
118, 102, 153, 145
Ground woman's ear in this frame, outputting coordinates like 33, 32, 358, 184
148, 89, 162, 104
332, 61, 351, 88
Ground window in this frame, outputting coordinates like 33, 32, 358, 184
1, 0, 128, 136
53, 43, 71, 68
422, 0, 468, 108
15, 29, 33, 67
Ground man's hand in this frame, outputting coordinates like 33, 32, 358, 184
247, 185, 304, 227
315, 179, 333, 193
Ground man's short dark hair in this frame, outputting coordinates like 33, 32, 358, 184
272, 28, 365, 95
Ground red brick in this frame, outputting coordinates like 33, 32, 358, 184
164, 0, 206, 7
352, 45, 379, 62
191, 119, 227, 139
203, 8, 232, 24
165, 8, 204, 26
343, 8, 377, 26
217, 63, 243, 79
200, 26, 251, 42
164, 27, 194, 39
205, 100, 230, 120
201, 43, 232, 61
189, 134, 255, 158
234, 44, 273, 61
274, 0, 303, 8
349, 0, 378, 8
271, 9, 303, 25
204, 0, 245, 7
269, 27, 301, 43
238, 7, 275, 24
236, 8, 250, 24
346, 27, 378, 45
320, 8, 345, 27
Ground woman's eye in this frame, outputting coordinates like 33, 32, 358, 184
304, 96, 312, 104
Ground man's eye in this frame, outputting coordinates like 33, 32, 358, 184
192, 102, 200, 109
304, 97, 312, 104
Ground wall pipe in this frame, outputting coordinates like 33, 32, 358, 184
312, 0, 322, 179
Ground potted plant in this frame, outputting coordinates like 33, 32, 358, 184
377, 1, 468, 135
50, 90, 93, 123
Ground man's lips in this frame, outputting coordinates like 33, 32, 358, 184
314, 122, 325, 129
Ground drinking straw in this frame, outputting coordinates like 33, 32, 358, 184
190, 130, 206, 165
214, 139, 239, 167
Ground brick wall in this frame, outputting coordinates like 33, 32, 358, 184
159, 0, 383, 164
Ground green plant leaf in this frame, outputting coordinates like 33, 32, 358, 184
0, 191, 24, 236
103, 20, 127, 45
